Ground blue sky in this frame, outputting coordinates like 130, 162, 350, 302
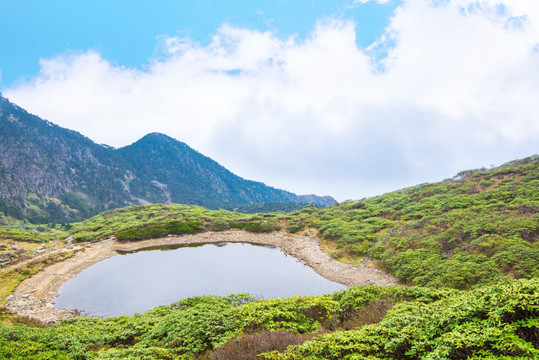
2, 0, 538, 201
0, 0, 398, 87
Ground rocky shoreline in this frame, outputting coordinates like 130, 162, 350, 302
6, 230, 400, 323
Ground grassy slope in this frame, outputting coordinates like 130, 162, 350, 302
0, 280, 536, 359
311, 155, 539, 288
265, 279, 539, 360
0, 155, 537, 359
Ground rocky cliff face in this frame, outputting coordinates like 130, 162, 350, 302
0, 95, 336, 223
0, 95, 136, 222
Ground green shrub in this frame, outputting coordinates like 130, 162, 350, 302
1, 280, 536, 360
115, 224, 167, 241
229, 221, 246, 229
165, 220, 203, 235
244, 221, 275, 233
264, 279, 539, 360
287, 224, 302, 233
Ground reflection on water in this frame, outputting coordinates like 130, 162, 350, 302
54, 242, 347, 317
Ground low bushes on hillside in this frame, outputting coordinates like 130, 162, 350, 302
0, 280, 536, 359
115, 220, 205, 241
303, 156, 539, 289
263, 279, 539, 359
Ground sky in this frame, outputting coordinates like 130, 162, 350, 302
1, 0, 538, 202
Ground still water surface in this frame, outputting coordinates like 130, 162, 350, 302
54, 242, 347, 317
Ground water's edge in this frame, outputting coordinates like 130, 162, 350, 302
55, 242, 347, 317
7, 230, 400, 323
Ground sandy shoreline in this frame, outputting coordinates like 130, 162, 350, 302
6, 230, 400, 323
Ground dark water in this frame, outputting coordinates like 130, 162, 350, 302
54, 242, 347, 317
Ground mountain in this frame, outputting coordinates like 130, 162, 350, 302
0, 95, 336, 223
116, 133, 336, 209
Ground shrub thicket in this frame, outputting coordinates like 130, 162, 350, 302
0, 280, 536, 359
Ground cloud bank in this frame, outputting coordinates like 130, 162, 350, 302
5, 0, 539, 201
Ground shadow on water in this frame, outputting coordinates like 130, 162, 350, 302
114, 242, 275, 255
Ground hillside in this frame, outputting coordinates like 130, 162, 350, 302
0, 155, 537, 359
0, 95, 335, 223
66, 155, 538, 289
1, 281, 537, 359
312, 155, 539, 288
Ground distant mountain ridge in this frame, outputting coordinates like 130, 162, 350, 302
0, 95, 336, 223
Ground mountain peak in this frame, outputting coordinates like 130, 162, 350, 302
127, 132, 192, 149
0, 97, 336, 222
121, 133, 194, 157
141, 132, 172, 141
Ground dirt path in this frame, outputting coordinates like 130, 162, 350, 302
6, 231, 400, 323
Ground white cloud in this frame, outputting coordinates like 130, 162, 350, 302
5, 0, 539, 201
354, 0, 392, 4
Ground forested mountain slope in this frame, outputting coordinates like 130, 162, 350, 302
116, 133, 336, 210
0, 95, 335, 223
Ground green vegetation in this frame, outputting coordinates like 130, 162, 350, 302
0, 280, 536, 359
222, 201, 321, 214
0, 227, 60, 243
309, 156, 539, 289
115, 220, 204, 241
66, 204, 286, 242
0, 155, 537, 358
265, 279, 539, 360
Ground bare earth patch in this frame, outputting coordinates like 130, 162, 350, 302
6, 230, 400, 323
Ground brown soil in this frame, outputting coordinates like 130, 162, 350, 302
6, 230, 400, 323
